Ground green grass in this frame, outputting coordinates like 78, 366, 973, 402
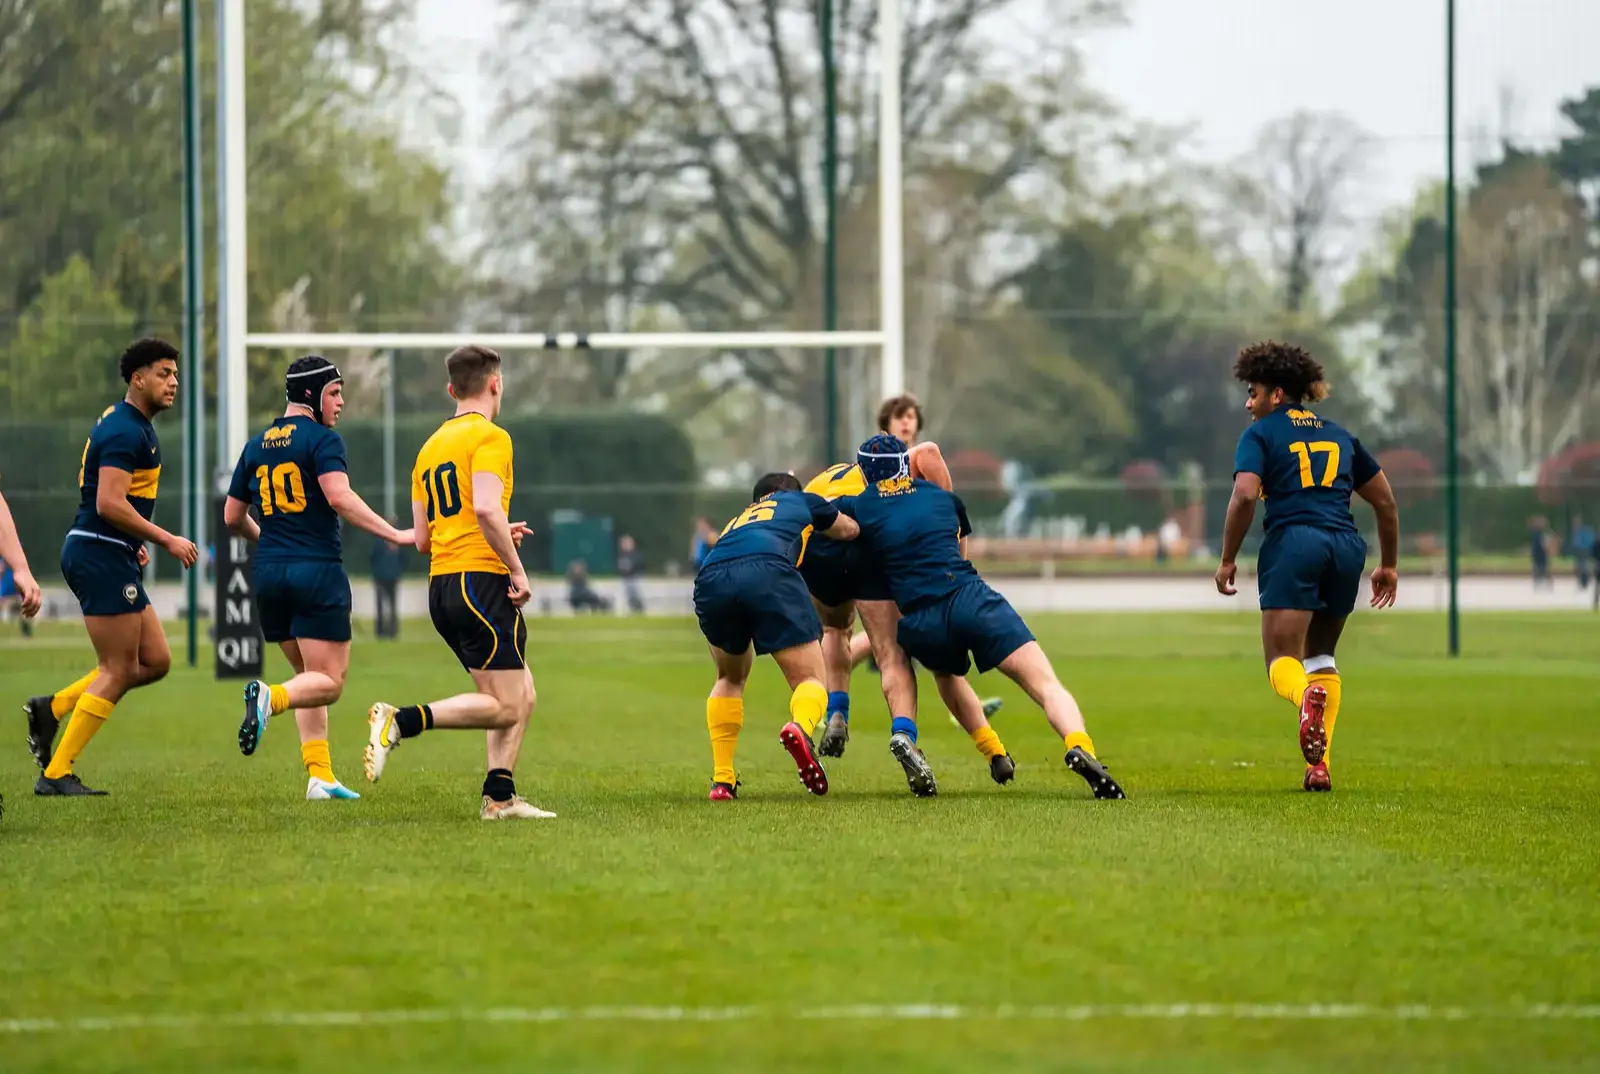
2, 612, 1597, 1073
969, 553, 1538, 577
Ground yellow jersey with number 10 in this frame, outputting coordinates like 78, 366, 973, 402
804, 462, 866, 501
411, 412, 515, 577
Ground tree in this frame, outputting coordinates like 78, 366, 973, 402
3, 255, 136, 418
481, 0, 1125, 463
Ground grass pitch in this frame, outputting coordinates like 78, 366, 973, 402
1, 611, 1596, 1073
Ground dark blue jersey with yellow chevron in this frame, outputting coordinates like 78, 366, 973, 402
70, 401, 161, 552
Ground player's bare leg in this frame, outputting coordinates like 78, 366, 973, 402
1261, 608, 1327, 768
706, 644, 754, 799
770, 640, 831, 796
937, 673, 1015, 784
241, 638, 341, 756
997, 641, 1124, 799
860, 599, 936, 797
848, 629, 873, 668
816, 599, 855, 757
471, 666, 549, 819
1299, 612, 1349, 792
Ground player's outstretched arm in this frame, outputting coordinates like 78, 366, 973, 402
909, 442, 953, 491
1216, 472, 1261, 596
471, 471, 530, 605
317, 471, 412, 546
1355, 470, 1400, 608
0, 490, 42, 617
806, 492, 858, 540
222, 495, 261, 543
96, 466, 198, 566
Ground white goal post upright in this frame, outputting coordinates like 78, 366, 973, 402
214, 4, 906, 443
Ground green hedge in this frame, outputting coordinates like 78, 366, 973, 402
0, 411, 697, 579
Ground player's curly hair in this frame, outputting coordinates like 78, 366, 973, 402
119, 337, 179, 383
1232, 340, 1329, 403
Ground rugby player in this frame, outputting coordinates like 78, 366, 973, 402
1215, 341, 1399, 792
363, 345, 554, 820
694, 472, 859, 800
840, 434, 1125, 799
804, 395, 1009, 797
226, 355, 415, 800
25, 338, 199, 796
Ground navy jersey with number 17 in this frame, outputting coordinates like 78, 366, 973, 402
702, 490, 839, 570
228, 415, 348, 563
1233, 406, 1380, 535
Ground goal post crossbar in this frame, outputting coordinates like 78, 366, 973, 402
244, 331, 887, 352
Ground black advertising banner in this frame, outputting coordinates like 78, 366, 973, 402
213, 498, 264, 679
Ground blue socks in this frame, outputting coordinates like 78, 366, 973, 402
827, 691, 851, 723
890, 716, 918, 742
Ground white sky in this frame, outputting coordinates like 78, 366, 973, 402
412, 0, 1599, 214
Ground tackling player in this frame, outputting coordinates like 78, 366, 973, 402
695, 472, 859, 800
1215, 341, 1399, 792
841, 434, 1125, 799
363, 345, 554, 821
226, 356, 415, 800
25, 338, 199, 796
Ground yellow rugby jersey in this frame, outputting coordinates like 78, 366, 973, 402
411, 412, 515, 577
804, 462, 866, 501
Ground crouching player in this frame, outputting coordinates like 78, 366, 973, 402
694, 472, 859, 799
226, 356, 415, 800
842, 435, 1125, 799
1215, 341, 1399, 791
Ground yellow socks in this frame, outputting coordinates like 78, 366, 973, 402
51, 670, 99, 719
1064, 731, 1096, 758
1269, 656, 1309, 707
971, 725, 1007, 759
789, 681, 827, 738
1308, 670, 1342, 764
269, 684, 292, 716
301, 739, 336, 784
706, 696, 744, 786
44, 693, 115, 778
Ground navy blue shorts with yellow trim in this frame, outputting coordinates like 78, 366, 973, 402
897, 579, 1034, 677
254, 560, 352, 643
1256, 525, 1367, 615
429, 571, 527, 672
695, 554, 821, 656
61, 534, 149, 617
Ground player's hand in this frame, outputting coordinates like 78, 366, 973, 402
14, 569, 42, 618
164, 534, 200, 568
136, 545, 150, 568
390, 527, 415, 547
507, 571, 532, 608
1370, 566, 1398, 609
509, 521, 532, 548
1215, 560, 1238, 596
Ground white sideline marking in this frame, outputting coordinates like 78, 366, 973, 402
2, 1003, 1597, 1034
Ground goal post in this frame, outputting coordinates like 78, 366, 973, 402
214, 1, 909, 465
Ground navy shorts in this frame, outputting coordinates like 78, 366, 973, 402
897, 579, 1035, 676
798, 539, 890, 607
1257, 525, 1367, 615
254, 560, 352, 643
61, 534, 148, 617
695, 555, 821, 656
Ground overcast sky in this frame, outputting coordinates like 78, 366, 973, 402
413, 0, 1598, 213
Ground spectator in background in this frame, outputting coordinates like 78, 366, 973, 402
1570, 515, 1596, 589
617, 534, 645, 614
370, 521, 406, 638
567, 559, 611, 614
1529, 516, 1553, 589
691, 517, 719, 572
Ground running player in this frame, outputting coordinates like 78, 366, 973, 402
226, 355, 415, 800
841, 434, 1125, 799
25, 338, 199, 796
1215, 341, 1399, 792
363, 345, 553, 820
694, 472, 859, 800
